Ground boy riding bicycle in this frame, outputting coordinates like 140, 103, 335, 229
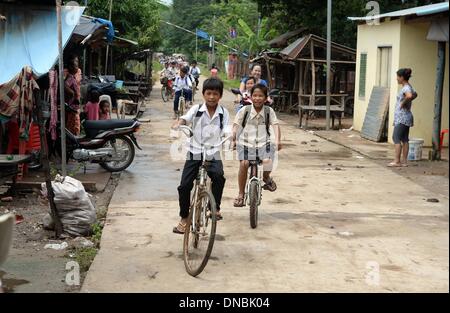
172, 78, 231, 234
190, 60, 201, 90
232, 84, 282, 207
173, 66, 193, 119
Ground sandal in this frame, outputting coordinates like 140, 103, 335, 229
172, 222, 186, 234
387, 162, 402, 167
263, 178, 277, 192
206, 210, 223, 220
233, 196, 245, 207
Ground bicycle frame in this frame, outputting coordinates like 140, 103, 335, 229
245, 160, 263, 206
177, 125, 231, 233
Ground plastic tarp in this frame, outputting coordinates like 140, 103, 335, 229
0, 4, 85, 84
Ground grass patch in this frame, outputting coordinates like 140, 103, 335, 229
67, 222, 104, 273
152, 61, 163, 86
199, 64, 241, 90
74, 247, 98, 273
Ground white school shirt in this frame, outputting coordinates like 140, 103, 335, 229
180, 103, 231, 156
174, 75, 192, 92
190, 66, 201, 77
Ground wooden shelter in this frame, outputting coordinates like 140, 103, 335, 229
252, 34, 356, 128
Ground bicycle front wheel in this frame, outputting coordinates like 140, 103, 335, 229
179, 98, 185, 116
249, 181, 259, 229
161, 86, 168, 102
183, 190, 217, 277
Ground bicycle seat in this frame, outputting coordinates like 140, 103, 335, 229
249, 159, 262, 166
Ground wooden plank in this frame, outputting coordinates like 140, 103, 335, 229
299, 94, 348, 97
298, 58, 356, 64
310, 41, 315, 106
299, 105, 344, 112
360, 86, 390, 142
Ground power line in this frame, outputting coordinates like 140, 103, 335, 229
162, 20, 239, 53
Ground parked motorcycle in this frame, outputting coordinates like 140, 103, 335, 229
56, 117, 142, 172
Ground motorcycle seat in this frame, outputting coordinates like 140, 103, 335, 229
83, 119, 137, 138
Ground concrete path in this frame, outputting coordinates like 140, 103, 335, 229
82, 80, 449, 292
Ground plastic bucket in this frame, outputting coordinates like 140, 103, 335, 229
115, 80, 124, 89
408, 138, 424, 161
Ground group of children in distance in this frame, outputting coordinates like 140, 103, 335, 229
171, 76, 281, 234
84, 90, 111, 121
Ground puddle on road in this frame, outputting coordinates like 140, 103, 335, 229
269, 198, 296, 205
269, 212, 303, 220
0, 271, 30, 293
215, 234, 226, 241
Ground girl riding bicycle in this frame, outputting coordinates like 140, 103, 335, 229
232, 84, 282, 207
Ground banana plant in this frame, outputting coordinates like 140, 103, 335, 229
237, 17, 278, 58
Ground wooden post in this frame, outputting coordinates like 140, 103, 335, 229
310, 40, 316, 107
35, 91, 63, 238
298, 62, 304, 127
104, 0, 113, 75
432, 41, 446, 160
326, 0, 332, 130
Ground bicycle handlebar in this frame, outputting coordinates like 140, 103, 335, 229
175, 125, 231, 150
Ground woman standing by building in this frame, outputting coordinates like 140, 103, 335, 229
64, 55, 81, 136
388, 68, 418, 167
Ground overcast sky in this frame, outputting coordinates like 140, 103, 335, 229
159, 0, 173, 5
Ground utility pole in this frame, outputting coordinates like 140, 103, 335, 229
104, 0, 113, 75
431, 41, 446, 160
212, 15, 216, 67
56, 0, 67, 176
326, 0, 332, 131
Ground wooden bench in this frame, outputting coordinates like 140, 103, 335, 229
0, 154, 33, 195
299, 105, 345, 129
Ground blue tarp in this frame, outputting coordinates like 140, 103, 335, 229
0, 4, 85, 84
93, 18, 114, 43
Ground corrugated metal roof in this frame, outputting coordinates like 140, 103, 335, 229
279, 34, 355, 60
348, 2, 449, 21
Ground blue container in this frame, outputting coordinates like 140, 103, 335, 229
115, 80, 124, 89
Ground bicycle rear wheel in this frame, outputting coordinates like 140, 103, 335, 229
183, 190, 217, 277
161, 86, 168, 102
249, 181, 259, 229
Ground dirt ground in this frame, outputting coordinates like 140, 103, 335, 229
81, 79, 448, 293
0, 171, 119, 293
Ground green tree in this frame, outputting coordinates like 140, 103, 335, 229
255, 0, 444, 48
85, 0, 162, 49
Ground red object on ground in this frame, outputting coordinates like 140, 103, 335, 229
6, 121, 41, 180
15, 214, 24, 225
440, 129, 448, 152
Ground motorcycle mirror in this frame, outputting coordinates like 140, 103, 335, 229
231, 88, 242, 96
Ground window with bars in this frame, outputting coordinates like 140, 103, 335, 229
359, 53, 367, 98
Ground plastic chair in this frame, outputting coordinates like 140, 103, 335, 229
440, 129, 448, 152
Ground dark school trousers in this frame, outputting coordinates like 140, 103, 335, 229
177, 152, 226, 219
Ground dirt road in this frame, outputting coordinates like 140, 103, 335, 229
82, 80, 449, 292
